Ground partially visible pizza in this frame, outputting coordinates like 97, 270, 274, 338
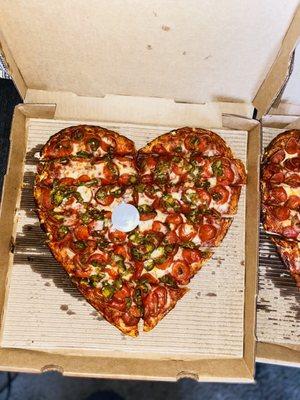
261, 130, 300, 287
34, 125, 246, 336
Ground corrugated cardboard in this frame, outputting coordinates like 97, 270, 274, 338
0, 0, 299, 381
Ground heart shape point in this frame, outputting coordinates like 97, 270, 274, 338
35, 125, 246, 336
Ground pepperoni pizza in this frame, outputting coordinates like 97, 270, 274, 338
261, 130, 300, 287
34, 125, 246, 336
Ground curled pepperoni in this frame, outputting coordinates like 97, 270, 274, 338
196, 189, 211, 206
39, 187, 53, 209
164, 231, 179, 244
88, 252, 108, 265
100, 134, 116, 152
59, 177, 75, 186
182, 248, 203, 264
210, 185, 230, 204
74, 225, 90, 241
199, 224, 217, 242
285, 174, 300, 187
143, 286, 167, 318
114, 285, 131, 301
268, 187, 287, 203
122, 312, 140, 326
282, 226, 298, 239
286, 195, 300, 210
102, 162, 119, 184
152, 221, 168, 234
271, 150, 285, 164
177, 223, 197, 241
272, 206, 290, 221
114, 244, 128, 259
262, 163, 281, 181
217, 165, 234, 185
270, 172, 285, 185
285, 137, 299, 154
172, 260, 191, 285
284, 157, 300, 172
108, 230, 127, 243
166, 214, 183, 226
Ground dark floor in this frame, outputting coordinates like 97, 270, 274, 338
0, 79, 299, 399
0, 363, 299, 400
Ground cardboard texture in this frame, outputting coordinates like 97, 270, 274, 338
0, 0, 299, 381
0, 104, 259, 381
256, 119, 300, 367
1, 118, 247, 358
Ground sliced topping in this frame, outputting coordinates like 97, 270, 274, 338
271, 206, 290, 221
268, 187, 288, 203
182, 248, 203, 264
271, 149, 285, 164
138, 204, 157, 221
76, 150, 92, 158
102, 162, 119, 184
143, 286, 167, 318
284, 157, 300, 172
286, 195, 300, 210
285, 137, 299, 154
161, 194, 180, 213
171, 260, 191, 285
177, 223, 197, 241
95, 187, 114, 206
165, 213, 183, 227
86, 137, 100, 152
100, 134, 117, 153
210, 185, 230, 204
108, 230, 127, 243
74, 225, 89, 241
153, 159, 169, 184
198, 224, 217, 242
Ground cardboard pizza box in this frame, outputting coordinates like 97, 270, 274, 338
0, 1, 298, 382
256, 43, 300, 368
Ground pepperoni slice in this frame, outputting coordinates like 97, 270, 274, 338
114, 245, 128, 259
143, 286, 167, 317
100, 134, 116, 152
210, 185, 229, 204
270, 172, 285, 185
198, 224, 217, 242
172, 260, 191, 285
105, 267, 119, 279
109, 299, 127, 312
268, 187, 287, 203
85, 136, 100, 152
144, 156, 157, 170
88, 252, 108, 265
152, 221, 168, 233
78, 174, 91, 183
285, 173, 300, 187
271, 150, 285, 164
95, 187, 114, 206
177, 223, 197, 241
164, 231, 178, 244
114, 285, 131, 301
155, 256, 173, 270
140, 212, 157, 221
108, 230, 127, 243
166, 214, 183, 226
39, 187, 53, 209
282, 226, 298, 239
285, 195, 300, 210
152, 144, 167, 154
139, 273, 159, 284
50, 139, 73, 158
272, 206, 290, 221
262, 163, 281, 181
119, 173, 136, 185
182, 248, 203, 264
122, 311, 140, 326
74, 225, 89, 241
103, 162, 119, 184
284, 157, 300, 172
217, 165, 235, 185
196, 189, 211, 205
285, 137, 299, 154
59, 177, 75, 186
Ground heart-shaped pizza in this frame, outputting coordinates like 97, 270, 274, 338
34, 125, 246, 336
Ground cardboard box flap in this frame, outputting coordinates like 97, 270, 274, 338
0, 1, 298, 107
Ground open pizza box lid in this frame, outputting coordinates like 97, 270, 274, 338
256, 42, 300, 368
0, 1, 299, 382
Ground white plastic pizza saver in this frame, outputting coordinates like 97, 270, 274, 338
111, 202, 140, 232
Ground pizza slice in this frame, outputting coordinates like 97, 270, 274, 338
271, 237, 300, 288
41, 125, 136, 160
138, 127, 234, 158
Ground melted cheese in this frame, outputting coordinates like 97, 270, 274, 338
77, 186, 92, 202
